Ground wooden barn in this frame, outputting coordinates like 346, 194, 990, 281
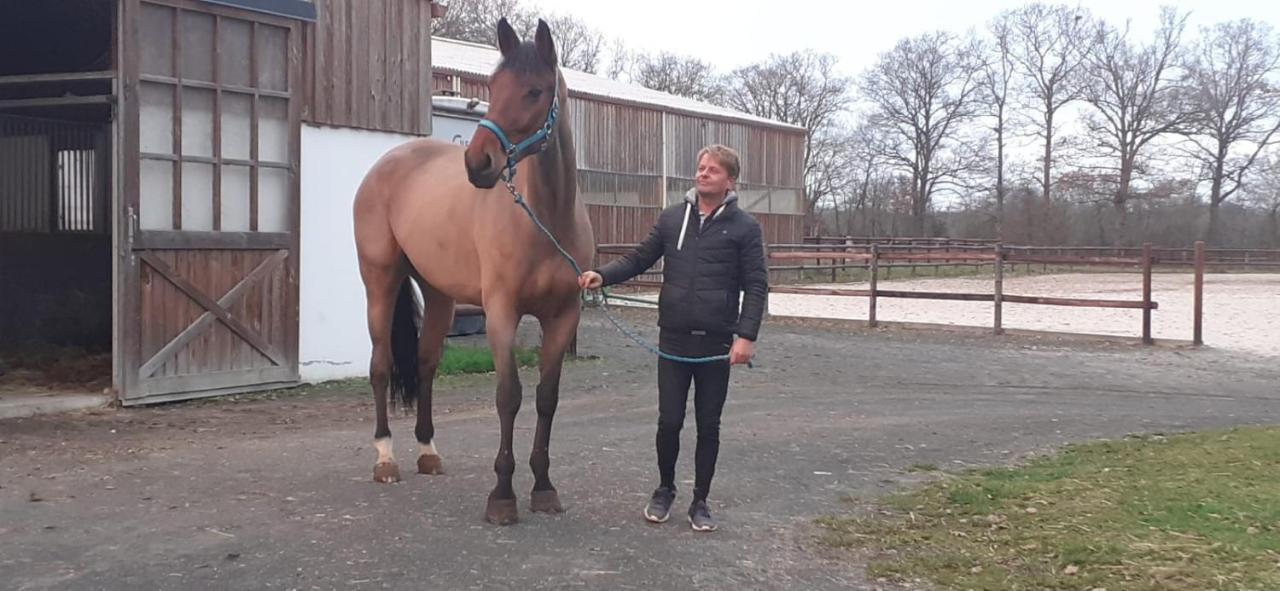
0, 0, 803, 412
0, 0, 444, 409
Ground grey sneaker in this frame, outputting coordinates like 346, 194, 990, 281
644, 486, 676, 523
688, 499, 717, 532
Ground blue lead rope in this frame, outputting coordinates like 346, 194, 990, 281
502, 177, 735, 365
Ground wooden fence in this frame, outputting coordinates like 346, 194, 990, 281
602, 240, 1280, 346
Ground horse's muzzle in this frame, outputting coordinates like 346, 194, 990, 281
464, 149, 501, 189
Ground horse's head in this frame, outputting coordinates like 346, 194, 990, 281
465, 18, 561, 189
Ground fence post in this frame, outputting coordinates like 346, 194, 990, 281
1142, 242, 1153, 345
763, 243, 772, 323
1194, 240, 1205, 346
868, 244, 879, 328
993, 243, 1004, 335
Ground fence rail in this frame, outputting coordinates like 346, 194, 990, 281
601, 240, 1280, 345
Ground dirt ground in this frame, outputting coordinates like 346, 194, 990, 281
0, 349, 112, 396
3, 308, 1279, 590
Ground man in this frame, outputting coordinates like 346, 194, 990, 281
578, 144, 768, 532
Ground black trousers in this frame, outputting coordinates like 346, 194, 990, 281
656, 329, 732, 502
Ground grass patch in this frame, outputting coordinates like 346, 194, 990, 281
438, 344, 540, 375
817, 427, 1280, 590
906, 463, 940, 473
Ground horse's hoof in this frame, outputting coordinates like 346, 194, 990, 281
530, 489, 564, 513
417, 454, 445, 475
373, 462, 401, 483
485, 496, 519, 525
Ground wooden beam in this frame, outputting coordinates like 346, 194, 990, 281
0, 95, 115, 109
1004, 254, 1141, 266
0, 71, 117, 86
1142, 243, 1153, 345
1002, 294, 1157, 310
133, 367, 297, 402
771, 286, 874, 298
876, 290, 995, 302
138, 251, 288, 375
770, 252, 871, 261
1194, 241, 1205, 346
134, 230, 291, 249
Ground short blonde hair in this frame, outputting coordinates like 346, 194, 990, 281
696, 144, 740, 180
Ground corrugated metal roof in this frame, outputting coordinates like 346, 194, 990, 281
432, 37, 806, 134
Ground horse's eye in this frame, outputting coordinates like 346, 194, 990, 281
527, 88, 543, 99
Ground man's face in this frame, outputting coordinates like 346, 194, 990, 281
695, 154, 734, 198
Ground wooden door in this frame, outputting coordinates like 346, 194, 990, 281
118, 0, 301, 404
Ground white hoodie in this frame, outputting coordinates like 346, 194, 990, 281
676, 188, 737, 251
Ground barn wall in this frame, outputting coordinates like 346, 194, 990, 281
663, 112, 806, 216
297, 124, 417, 381
302, 0, 433, 135
574, 98, 663, 208
433, 72, 487, 102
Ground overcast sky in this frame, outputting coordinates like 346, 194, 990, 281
526, 0, 1274, 76
513, 0, 1277, 201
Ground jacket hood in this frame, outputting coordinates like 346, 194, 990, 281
684, 188, 739, 206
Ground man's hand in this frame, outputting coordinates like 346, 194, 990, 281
729, 337, 754, 366
578, 271, 603, 290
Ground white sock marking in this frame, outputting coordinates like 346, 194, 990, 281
374, 437, 394, 464
419, 440, 440, 458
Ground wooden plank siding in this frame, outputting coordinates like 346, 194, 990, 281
137, 248, 290, 379
586, 204, 662, 281
302, 0, 432, 135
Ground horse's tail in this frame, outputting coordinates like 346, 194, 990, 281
389, 278, 421, 410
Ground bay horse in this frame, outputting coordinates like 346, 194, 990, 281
352, 18, 594, 525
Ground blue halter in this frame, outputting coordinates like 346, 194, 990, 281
477, 94, 561, 181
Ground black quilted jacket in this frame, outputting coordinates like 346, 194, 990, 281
595, 190, 768, 341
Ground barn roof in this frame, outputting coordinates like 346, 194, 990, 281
432, 37, 806, 134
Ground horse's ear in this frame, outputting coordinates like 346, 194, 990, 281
496, 17, 520, 58
534, 19, 558, 68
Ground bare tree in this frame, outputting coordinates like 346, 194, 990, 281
1007, 3, 1093, 218
431, 0, 523, 44
1245, 154, 1280, 246
806, 123, 860, 233
845, 121, 889, 236
537, 13, 604, 73
432, 0, 605, 72
1180, 18, 1280, 245
720, 51, 853, 231
981, 15, 1019, 240
604, 38, 633, 80
1082, 8, 1192, 245
622, 51, 724, 103
860, 32, 985, 236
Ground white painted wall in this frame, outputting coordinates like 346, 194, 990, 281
298, 124, 420, 382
